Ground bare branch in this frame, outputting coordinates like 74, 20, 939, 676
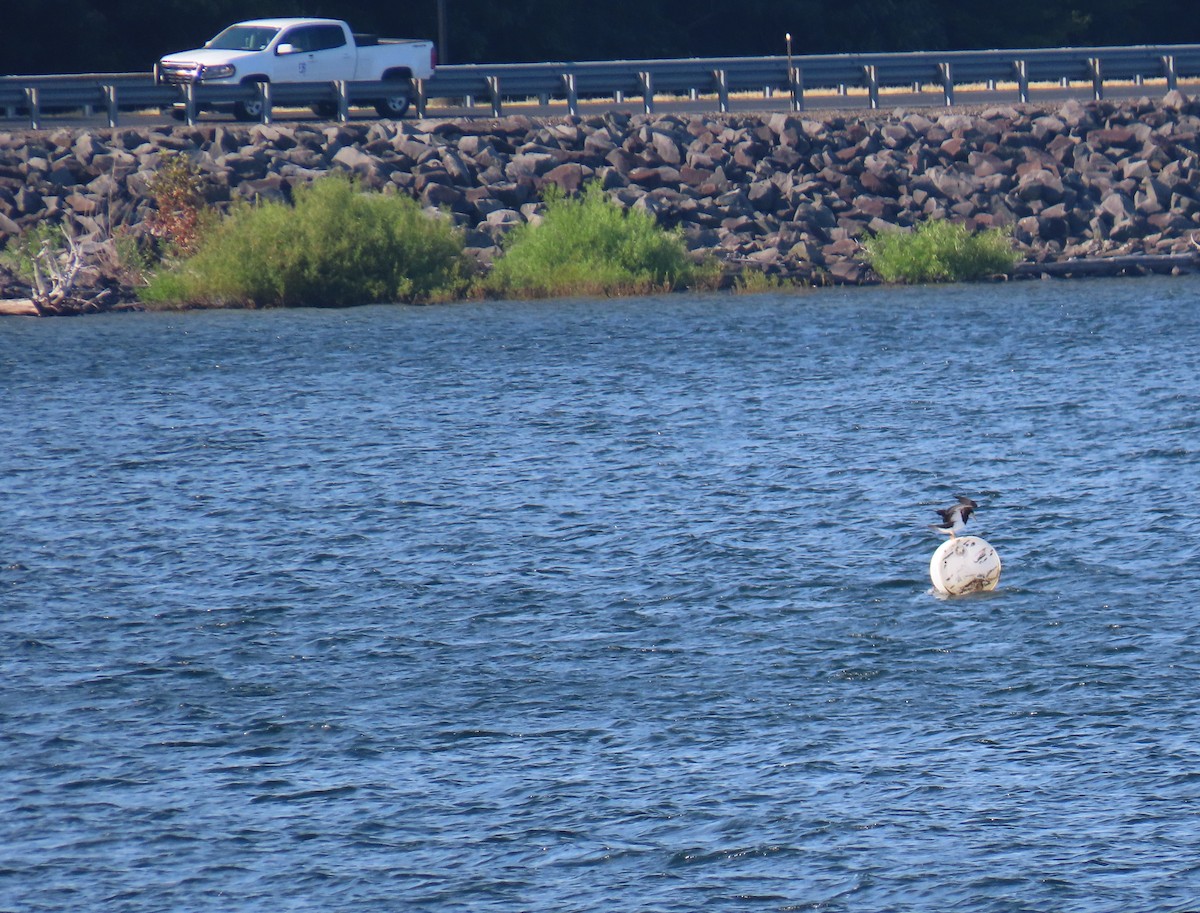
21, 225, 90, 315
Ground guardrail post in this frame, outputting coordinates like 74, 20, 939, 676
1014, 60, 1029, 103
562, 73, 578, 116
335, 80, 349, 122
939, 62, 955, 106
415, 78, 427, 117
791, 66, 805, 112
182, 83, 197, 126
259, 81, 273, 124
1163, 55, 1177, 92
25, 87, 40, 129
1088, 57, 1103, 101
639, 71, 654, 114
712, 69, 729, 113
863, 65, 879, 109
103, 84, 119, 127
486, 75, 502, 117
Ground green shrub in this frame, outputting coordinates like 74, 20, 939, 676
486, 183, 714, 298
863, 220, 1017, 284
1, 221, 66, 284
143, 174, 469, 307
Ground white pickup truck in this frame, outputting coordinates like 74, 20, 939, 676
156, 17, 436, 120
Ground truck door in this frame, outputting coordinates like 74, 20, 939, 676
277, 24, 353, 82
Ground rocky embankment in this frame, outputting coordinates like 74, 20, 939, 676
4, 91, 1200, 307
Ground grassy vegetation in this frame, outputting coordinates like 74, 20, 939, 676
485, 183, 716, 299
863, 220, 1018, 284
142, 174, 469, 308
732, 270, 801, 294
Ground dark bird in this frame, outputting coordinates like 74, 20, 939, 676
931, 495, 978, 538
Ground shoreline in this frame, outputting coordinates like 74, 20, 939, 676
4, 92, 1200, 311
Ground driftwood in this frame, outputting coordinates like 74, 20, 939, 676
0, 227, 118, 316
1013, 251, 1200, 279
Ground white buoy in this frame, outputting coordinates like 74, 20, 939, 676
929, 535, 1001, 596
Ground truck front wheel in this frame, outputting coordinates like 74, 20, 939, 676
233, 79, 268, 121
375, 79, 412, 119
233, 97, 265, 121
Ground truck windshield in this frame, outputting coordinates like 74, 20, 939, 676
207, 26, 280, 52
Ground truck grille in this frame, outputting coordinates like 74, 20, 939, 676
159, 63, 202, 84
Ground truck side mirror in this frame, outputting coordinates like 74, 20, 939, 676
276, 43, 296, 55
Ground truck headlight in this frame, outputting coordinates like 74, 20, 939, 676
201, 64, 236, 80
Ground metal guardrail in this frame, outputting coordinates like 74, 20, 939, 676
3, 44, 1200, 127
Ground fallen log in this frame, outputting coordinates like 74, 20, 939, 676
0, 297, 40, 316
0, 287, 119, 316
1013, 253, 1200, 278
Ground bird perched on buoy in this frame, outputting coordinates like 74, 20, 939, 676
931, 495, 978, 538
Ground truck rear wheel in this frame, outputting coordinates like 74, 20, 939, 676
375, 79, 412, 119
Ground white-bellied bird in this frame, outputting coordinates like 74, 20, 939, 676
931, 495, 979, 538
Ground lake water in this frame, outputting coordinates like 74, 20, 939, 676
3, 277, 1200, 913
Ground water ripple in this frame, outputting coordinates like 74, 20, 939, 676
3, 279, 1200, 912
